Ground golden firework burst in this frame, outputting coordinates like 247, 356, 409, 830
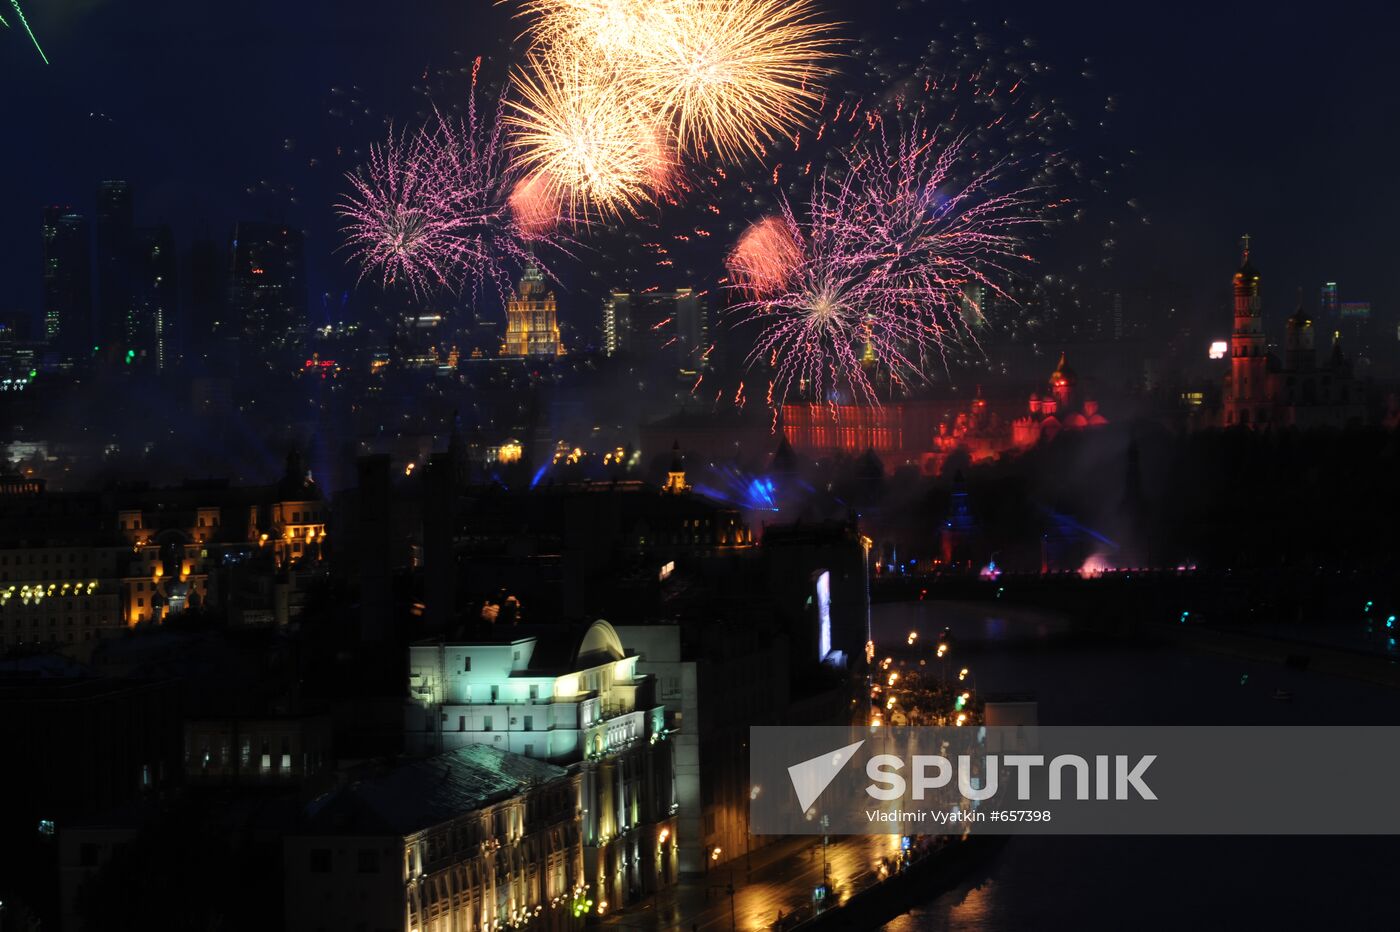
628, 0, 839, 160
506, 52, 675, 222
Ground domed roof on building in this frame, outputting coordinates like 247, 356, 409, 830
1051, 352, 1077, 384
575, 619, 627, 667
1234, 239, 1261, 293
856, 446, 885, 478
1328, 337, 1348, 367
1287, 298, 1312, 329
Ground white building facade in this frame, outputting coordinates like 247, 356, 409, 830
406, 620, 679, 912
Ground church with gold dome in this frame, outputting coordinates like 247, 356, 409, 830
1218, 238, 1364, 429
1009, 351, 1110, 448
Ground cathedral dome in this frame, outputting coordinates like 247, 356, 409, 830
1234, 241, 1261, 296
1051, 352, 1076, 381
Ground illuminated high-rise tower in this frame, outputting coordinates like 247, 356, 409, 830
601, 287, 708, 377
131, 225, 177, 370
1320, 281, 1339, 324
41, 206, 91, 358
228, 222, 306, 360
503, 263, 562, 358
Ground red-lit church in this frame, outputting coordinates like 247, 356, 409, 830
1218, 239, 1365, 429
780, 352, 1108, 475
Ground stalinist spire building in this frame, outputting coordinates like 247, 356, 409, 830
502, 262, 563, 358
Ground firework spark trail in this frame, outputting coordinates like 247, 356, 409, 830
505, 50, 675, 223
505, 0, 840, 216
844, 126, 1043, 355
728, 214, 803, 296
6, 0, 48, 64
728, 123, 1044, 408
338, 125, 463, 297
339, 69, 564, 298
515, 0, 677, 60
626, 0, 839, 161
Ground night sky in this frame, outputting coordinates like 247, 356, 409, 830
2, 0, 1396, 336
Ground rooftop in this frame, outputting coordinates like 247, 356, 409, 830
304, 745, 569, 837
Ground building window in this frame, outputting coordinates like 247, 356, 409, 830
483, 716, 493, 732
458, 715, 466, 732
309, 849, 332, 873
357, 849, 380, 873
524, 715, 534, 731
463, 657, 471, 672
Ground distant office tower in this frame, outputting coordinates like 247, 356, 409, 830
673, 288, 708, 376
603, 290, 629, 356
1321, 281, 1339, 323
503, 262, 563, 357
602, 288, 709, 377
228, 222, 307, 356
130, 225, 177, 370
1338, 300, 1374, 373
41, 206, 92, 357
1322, 282, 1374, 374
960, 282, 988, 331
95, 181, 135, 361
186, 237, 224, 356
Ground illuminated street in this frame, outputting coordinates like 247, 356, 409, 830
603, 834, 908, 931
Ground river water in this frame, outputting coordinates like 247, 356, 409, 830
873, 600, 1400, 931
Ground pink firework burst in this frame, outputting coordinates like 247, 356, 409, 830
728, 215, 803, 297
727, 122, 1044, 408
339, 64, 563, 299
338, 124, 464, 297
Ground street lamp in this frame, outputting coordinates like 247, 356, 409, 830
747, 785, 762, 873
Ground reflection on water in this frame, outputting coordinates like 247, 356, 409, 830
872, 600, 1074, 646
874, 600, 1400, 930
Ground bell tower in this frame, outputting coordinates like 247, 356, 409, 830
663, 440, 687, 494
1224, 236, 1269, 427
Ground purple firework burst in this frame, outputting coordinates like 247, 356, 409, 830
338, 64, 561, 299
727, 122, 1045, 408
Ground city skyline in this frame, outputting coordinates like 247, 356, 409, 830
0, 0, 1395, 339
2, 6, 1400, 929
